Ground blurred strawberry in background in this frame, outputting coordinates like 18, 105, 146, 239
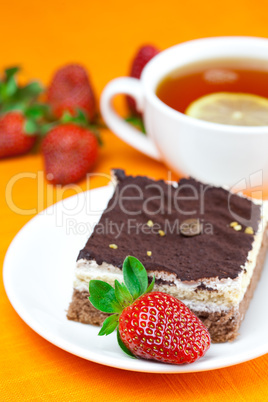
0, 66, 44, 158
0, 46, 159, 184
42, 121, 98, 185
47, 64, 96, 121
126, 45, 160, 116
0, 111, 36, 158
0, 63, 100, 185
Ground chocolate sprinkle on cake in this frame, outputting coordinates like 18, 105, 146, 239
78, 170, 260, 281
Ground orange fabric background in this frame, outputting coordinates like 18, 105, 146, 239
1, 0, 268, 400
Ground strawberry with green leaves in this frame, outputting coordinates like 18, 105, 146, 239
0, 66, 45, 158
0, 111, 37, 158
41, 110, 99, 184
89, 256, 210, 365
47, 64, 96, 121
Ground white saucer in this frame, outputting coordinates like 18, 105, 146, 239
3, 186, 268, 373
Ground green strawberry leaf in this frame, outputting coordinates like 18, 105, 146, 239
0, 67, 19, 102
5, 76, 17, 98
61, 108, 87, 126
98, 314, 119, 336
125, 115, 146, 134
4, 66, 20, 81
24, 119, 38, 135
146, 275, 156, 294
123, 256, 148, 300
1, 102, 25, 113
0, 81, 15, 102
114, 280, 133, 308
117, 327, 136, 358
25, 103, 48, 120
89, 280, 123, 314
61, 110, 74, 123
0, 66, 42, 112
60, 108, 103, 146
39, 122, 57, 136
75, 108, 88, 125
16, 81, 43, 101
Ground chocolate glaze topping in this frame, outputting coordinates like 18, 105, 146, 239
78, 170, 261, 281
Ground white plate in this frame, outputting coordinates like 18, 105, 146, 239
3, 186, 268, 373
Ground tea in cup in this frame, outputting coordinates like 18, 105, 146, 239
101, 37, 268, 188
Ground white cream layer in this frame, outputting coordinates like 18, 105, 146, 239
74, 200, 268, 314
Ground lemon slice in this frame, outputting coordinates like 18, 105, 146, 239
185, 92, 268, 126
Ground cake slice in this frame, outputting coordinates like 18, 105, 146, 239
67, 169, 268, 342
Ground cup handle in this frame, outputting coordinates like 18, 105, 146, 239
100, 77, 161, 160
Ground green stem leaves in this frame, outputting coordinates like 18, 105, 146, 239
0, 66, 43, 108
60, 109, 103, 145
88, 256, 155, 342
123, 256, 149, 299
98, 315, 119, 336
125, 115, 146, 134
89, 280, 122, 314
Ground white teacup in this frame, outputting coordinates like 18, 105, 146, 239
100, 37, 268, 189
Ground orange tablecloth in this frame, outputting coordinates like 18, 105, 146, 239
1, 0, 268, 400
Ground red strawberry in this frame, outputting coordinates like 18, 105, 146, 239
118, 292, 210, 364
89, 256, 210, 365
0, 112, 36, 158
127, 45, 160, 115
42, 123, 98, 185
47, 64, 96, 121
